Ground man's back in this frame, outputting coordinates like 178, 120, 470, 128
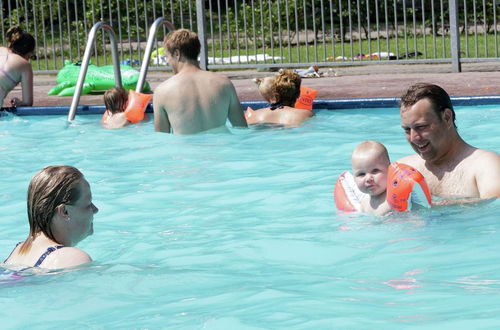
153, 68, 246, 134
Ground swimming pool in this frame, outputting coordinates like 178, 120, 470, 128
1, 104, 499, 328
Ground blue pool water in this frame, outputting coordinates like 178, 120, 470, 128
0, 106, 499, 328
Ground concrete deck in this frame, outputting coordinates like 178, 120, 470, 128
5, 61, 500, 107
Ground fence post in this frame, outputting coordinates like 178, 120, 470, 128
449, 0, 461, 72
196, 0, 209, 71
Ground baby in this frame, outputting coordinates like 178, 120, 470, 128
102, 87, 129, 129
350, 140, 392, 215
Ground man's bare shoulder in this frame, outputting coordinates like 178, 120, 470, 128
199, 70, 232, 86
397, 154, 422, 167
471, 148, 500, 159
155, 77, 177, 92
469, 148, 500, 169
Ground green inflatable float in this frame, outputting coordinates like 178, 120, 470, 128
48, 60, 151, 96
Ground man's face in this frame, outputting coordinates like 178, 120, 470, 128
400, 98, 452, 163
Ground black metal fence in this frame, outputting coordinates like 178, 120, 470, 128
1, 0, 498, 73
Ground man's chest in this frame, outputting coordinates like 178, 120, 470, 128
421, 163, 479, 198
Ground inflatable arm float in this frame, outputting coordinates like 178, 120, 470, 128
334, 162, 432, 213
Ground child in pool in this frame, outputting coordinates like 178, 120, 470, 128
102, 87, 129, 129
350, 140, 392, 215
102, 87, 150, 129
253, 75, 275, 103
246, 70, 313, 127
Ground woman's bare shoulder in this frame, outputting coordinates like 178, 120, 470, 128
44, 247, 92, 269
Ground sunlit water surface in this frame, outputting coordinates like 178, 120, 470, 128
0, 106, 499, 328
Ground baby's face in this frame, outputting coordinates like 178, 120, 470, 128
351, 153, 388, 196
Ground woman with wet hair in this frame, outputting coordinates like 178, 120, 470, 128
0, 26, 35, 107
3, 165, 98, 269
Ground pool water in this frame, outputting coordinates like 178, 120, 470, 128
0, 106, 499, 328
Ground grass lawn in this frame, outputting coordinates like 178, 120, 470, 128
31, 33, 500, 72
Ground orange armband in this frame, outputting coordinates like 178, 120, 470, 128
294, 86, 318, 110
333, 171, 364, 212
124, 90, 152, 124
386, 162, 432, 212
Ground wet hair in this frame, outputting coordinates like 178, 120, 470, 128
271, 70, 301, 106
400, 82, 456, 127
6, 26, 35, 57
163, 29, 200, 62
20, 165, 83, 254
104, 87, 128, 114
352, 140, 390, 165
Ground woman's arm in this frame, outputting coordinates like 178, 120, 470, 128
11, 62, 33, 106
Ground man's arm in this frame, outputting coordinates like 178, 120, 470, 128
475, 151, 500, 199
226, 82, 247, 128
153, 91, 171, 133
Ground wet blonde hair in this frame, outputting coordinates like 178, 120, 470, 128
104, 87, 128, 114
6, 26, 35, 56
255, 76, 276, 103
20, 166, 83, 254
163, 29, 200, 61
272, 70, 301, 106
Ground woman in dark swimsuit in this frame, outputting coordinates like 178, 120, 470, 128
3, 165, 98, 269
0, 26, 35, 107
246, 70, 313, 127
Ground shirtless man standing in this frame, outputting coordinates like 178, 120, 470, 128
398, 83, 500, 203
153, 29, 247, 134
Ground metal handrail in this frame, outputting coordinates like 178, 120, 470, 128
136, 18, 175, 93
67, 22, 122, 122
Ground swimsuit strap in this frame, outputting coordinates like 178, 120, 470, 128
33, 245, 65, 267
269, 102, 284, 110
3, 241, 23, 263
0, 68, 18, 85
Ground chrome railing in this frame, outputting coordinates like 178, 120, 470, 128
67, 22, 122, 122
136, 18, 175, 93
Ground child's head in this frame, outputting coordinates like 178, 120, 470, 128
272, 70, 301, 106
254, 76, 276, 103
351, 140, 390, 196
253, 70, 301, 106
104, 87, 128, 114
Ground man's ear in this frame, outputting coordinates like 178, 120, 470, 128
443, 108, 453, 127
174, 49, 181, 60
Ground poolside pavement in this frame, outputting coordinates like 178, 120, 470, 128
5, 61, 500, 107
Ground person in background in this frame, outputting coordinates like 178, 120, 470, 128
3, 165, 98, 270
102, 87, 130, 129
153, 29, 247, 134
102, 87, 151, 129
245, 70, 313, 127
0, 26, 35, 107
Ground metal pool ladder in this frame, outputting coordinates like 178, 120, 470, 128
67, 22, 122, 122
136, 17, 175, 93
